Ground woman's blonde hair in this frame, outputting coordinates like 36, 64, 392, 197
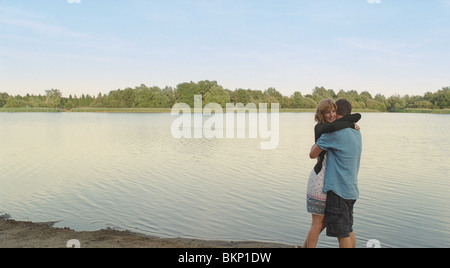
315, 98, 337, 123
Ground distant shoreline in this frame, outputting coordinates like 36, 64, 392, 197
0, 219, 293, 248
1, 107, 449, 114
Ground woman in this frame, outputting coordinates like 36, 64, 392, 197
303, 99, 360, 248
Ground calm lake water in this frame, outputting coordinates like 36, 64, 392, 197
0, 112, 449, 248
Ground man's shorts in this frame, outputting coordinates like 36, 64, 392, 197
325, 191, 356, 238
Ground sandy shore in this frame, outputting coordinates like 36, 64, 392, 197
0, 219, 294, 248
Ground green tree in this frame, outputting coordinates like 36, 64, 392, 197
360, 91, 373, 102
249, 90, 265, 105
374, 93, 387, 105
198, 80, 219, 96
264, 87, 284, 107
90, 93, 109, 108
312, 87, 336, 102
337, 89, 347, 100
107, 90, 123, 108
79, 94, 87, 107
149, 87, 172, 108
283, 96, 292, 108
387, 95, 406, 112
233, 89, 251, 105
45, 89, 62, 108
2, 81, 449, 112
366, 99, 387, 112
162, 86, 176, 107
291, 91, 305, 108
176, 82, 200, 107
134, 84, 152, 108
303, 97, 318, 109
72, 95, 80, 108
0, 93, 9, 107
4, 96, 23, 108
413, 100, 433, 109
436, 87, 450, 109
121, 88, 136, 108
65, 95, 74, 109
204, 85, 231, 108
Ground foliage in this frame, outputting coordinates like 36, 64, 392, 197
1, 82, 449, 112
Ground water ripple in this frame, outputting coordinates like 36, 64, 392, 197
0, 113, 449, 247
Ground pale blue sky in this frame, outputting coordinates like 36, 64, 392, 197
1, 0, 449, 97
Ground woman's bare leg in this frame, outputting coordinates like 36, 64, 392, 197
303, 214, 326, 248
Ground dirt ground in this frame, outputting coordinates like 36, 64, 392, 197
0, 219, 293, 248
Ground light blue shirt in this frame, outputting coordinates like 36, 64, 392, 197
316, 128, 362, 200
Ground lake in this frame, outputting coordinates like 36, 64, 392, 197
0, 112, 449, 248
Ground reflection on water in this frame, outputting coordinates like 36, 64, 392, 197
0, 112, 449, 248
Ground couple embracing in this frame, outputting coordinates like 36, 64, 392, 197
303, 98, 362, 248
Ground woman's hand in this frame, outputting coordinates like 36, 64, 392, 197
310, 144, 324, 159
354, 123, 360, 131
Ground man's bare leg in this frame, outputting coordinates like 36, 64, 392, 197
338, 232, 356, 248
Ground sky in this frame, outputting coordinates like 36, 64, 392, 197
0, 0, 449, 98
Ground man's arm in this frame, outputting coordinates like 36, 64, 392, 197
310, 144, 324, 159
314, 113, 361, 142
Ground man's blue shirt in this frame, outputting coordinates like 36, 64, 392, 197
317, 128, 362, 200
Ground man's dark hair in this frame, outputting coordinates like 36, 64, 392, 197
336, 99, 352, 116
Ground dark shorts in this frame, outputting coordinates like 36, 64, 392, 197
325, 191, 356, 238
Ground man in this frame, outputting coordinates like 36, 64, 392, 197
309, 99, 362, 248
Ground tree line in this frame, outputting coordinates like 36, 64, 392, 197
0, 81, 449, 112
